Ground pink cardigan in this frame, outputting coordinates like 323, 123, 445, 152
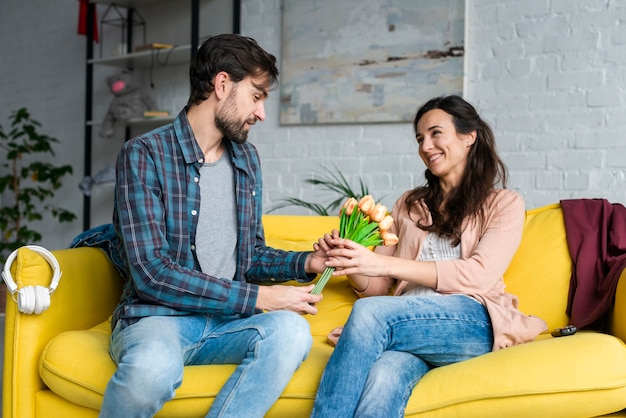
359, 189, 547, 351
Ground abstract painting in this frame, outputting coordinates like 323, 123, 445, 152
279, 0, 465, 125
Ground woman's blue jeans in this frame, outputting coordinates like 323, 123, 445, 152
99, 311, 312, 418
311, 294, 493, 418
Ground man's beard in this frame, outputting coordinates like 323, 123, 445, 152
215, 88, 255, 145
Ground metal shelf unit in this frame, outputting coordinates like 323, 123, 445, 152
82, 0, 240, 230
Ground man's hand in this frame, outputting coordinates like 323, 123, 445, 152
256, 284, 323, 315
305, 230, 340, 273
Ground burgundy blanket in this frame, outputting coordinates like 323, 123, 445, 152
561, 198, 626, 330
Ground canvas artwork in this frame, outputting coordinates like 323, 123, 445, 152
279, 0, 465, 125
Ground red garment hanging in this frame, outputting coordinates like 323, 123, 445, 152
77, 0, 99, 43
561, 198, 626, 330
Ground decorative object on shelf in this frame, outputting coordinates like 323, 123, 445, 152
82, 0, 240, 231
134, 43, 174, 53
143, 110, 170, 118
79, 165, 116, 197
311, 195, 398, 295
99, 69, 158, 139
280, 0, 465, 125
267, 164, 373, 216
0, 108, 76, 260
99, 2, 146, 58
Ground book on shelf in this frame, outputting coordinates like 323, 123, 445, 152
143, 110, 170, 118
134, 43, 174, 53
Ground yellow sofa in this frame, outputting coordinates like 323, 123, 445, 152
4, 203, 626, 417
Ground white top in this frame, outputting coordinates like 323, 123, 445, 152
401, 232, 461, 297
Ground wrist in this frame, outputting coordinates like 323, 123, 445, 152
349, 275, 370, 294
255, 286, 269, 311
304, 252, 313, 273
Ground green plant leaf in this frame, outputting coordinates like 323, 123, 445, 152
266, 164, 371, 215
266, 197, 330, 216
0, 108, 76, 259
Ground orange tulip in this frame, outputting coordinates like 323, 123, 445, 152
314, 192, 398, 295
341, 197, 358, 216
370, 203, 387, 222
358, 195, 375, 215
378, 215, 393, 232
382, 232, 399, 246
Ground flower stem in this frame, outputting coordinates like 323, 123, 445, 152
311, 266, 335, 295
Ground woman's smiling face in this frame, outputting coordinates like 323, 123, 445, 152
415, 108, 476, 192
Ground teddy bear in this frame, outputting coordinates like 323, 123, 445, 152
99, 69, 157, 138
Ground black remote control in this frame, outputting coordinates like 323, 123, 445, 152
551, 325, 577, 337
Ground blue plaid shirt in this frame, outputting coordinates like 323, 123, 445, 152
111, 108, 313, 328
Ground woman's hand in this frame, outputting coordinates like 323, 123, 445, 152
325, 237, 389, 277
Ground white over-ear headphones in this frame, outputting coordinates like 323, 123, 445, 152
2, 245, 62, 315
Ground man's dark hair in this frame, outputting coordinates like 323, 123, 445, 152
187, 34, 279, 106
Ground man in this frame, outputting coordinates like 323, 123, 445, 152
99, 34, 330, 418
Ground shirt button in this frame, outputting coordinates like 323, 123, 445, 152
198, 158, 204, 164
194, 177, 199, 183
191, 210, 197, 216
252, 190, 256, 196
190, 245, 196, 251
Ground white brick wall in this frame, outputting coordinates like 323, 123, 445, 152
0, 0, 87, 252
465, 0, 626, 208
0, 0, 625, 251
247, 0, 626, 212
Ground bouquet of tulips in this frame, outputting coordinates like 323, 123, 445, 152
311, 195, 399, 295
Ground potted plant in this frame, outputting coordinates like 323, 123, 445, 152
0, 108, 77, 261
267, 164, 374, 216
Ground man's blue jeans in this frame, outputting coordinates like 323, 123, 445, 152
99, 311, 312, 418
311, 294, 493, 418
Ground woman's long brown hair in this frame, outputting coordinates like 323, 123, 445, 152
405, 95, 508, 246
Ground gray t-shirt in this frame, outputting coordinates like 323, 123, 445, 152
195, 153, 237, 280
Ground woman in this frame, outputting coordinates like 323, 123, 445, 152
311, 95, 547, 418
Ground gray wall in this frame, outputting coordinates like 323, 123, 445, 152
1, 0, 625, 253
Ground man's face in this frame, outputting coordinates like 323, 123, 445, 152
215, 76, 270, 144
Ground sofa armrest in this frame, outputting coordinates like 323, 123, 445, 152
609, 268, 626, 342
3, 247, 123, 418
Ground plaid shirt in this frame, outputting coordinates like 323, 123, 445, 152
111, 108, 312, 328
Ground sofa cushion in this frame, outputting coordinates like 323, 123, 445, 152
40, 321, 626, 417
39, 275, 354, 417
40, 324, 331, 417
405, 332, 626, 416
504, 203, 572, 330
